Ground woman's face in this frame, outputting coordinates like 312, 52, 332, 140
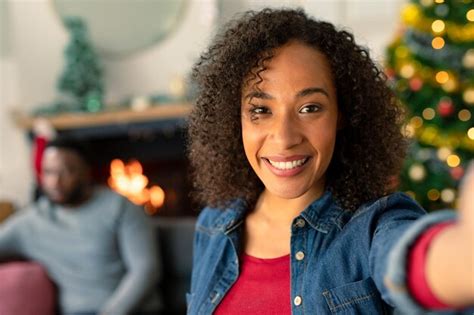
241, 41, 339, 203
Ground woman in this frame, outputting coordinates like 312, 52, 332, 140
187, 8, 473, 314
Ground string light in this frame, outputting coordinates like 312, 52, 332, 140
467, 9, 474, 22
409, 164, 426, 181
437, 147, 451, 161
463, 49, 474, 69
446, 154, 461, 167
431, 20, 445, 33
458, 109, 471, 121
440, 189, 455, 203
435, 71, 449, 84
463, 88, 474, 104
431, 36, 445, 49
442, 78, 457, 92
422, 108, 436, 120
468, 127, 474, 140
400, 63, 416, 78
434, 0, 444, 3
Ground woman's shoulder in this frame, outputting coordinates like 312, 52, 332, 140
352, 191, 426, 220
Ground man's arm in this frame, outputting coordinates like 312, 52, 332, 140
100, 200, 160, 315
425, 164, 474, 307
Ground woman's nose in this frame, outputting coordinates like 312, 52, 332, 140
269, 114, 303, 149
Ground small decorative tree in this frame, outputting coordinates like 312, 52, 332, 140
58, 16, 104, 112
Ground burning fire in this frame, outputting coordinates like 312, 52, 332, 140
108, 159, 165, 215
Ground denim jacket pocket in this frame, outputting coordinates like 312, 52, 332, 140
322, 278, 391, 314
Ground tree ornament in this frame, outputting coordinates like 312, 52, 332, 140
409, 77, 423, 91
450, 166, 464, 180
437, 98, 455, 117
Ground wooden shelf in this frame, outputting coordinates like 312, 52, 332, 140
13, 103, 192, 131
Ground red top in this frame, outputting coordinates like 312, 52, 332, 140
215, 223, 452, 313
214, 253, 291, 315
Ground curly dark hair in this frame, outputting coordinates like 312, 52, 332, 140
188, 8, 407, 211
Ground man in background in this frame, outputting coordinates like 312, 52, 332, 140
0, 138, 161, 315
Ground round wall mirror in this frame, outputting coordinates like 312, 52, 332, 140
52, 0, 188, 57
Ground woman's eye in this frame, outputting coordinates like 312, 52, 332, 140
247, 105, 270, 121
299, 104, 321, 113
250, 106, 269, 115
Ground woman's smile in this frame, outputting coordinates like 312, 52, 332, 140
262, 156, 311, 177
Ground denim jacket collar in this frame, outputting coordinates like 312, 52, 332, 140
209, 191, 344, 234
300, 190, 346, 233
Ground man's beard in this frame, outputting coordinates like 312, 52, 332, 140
45, 184, 91, 207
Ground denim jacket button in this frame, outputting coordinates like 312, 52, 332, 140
295, 218, 305, 228
293, 295, 302, 306
295, 251, 305, 261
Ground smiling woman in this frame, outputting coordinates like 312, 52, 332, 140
241, 42, 339, 217
186, 7, 474, 315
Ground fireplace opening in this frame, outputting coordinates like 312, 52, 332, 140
44, 117, 197, 217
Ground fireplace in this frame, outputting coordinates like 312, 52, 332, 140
28, 105, 197, 217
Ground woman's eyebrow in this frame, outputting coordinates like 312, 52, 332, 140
244, 87, 329, 101
243, 91, 273, 101
296, 87, 329, 98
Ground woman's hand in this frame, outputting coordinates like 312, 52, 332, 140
458, 162, 474, 256
426, 162, 474, 307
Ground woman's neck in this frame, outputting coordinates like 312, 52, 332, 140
253, 187, 325, 225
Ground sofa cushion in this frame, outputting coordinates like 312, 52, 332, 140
0, 261, 56, 315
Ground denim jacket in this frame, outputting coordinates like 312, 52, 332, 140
187, 191, 471, 314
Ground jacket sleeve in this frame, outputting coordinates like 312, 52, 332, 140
100, 200, 161, 315
369, 193, 473, 314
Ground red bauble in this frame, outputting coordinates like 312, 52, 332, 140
437, 99, 455, 117
450, 166, 464, 181
409, 78, 423, 91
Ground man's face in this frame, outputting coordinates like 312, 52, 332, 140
41, 147, 91, 206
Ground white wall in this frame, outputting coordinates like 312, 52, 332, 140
0, 0, 405, 207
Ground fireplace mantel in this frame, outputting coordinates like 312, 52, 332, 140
13, 103, 192, 131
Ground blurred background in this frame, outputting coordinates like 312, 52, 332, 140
0, 0, 472, 215
0, 0, 406, 214
0, 1, 472, 313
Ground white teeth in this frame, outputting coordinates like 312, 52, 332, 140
268, 158, 307, 170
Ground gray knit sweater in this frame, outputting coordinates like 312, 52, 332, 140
0, 187, 161, 315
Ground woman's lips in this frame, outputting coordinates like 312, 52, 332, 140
262, 156, 310, 177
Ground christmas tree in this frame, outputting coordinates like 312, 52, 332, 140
58, 16, 104, 112
386, 0, 474, 211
